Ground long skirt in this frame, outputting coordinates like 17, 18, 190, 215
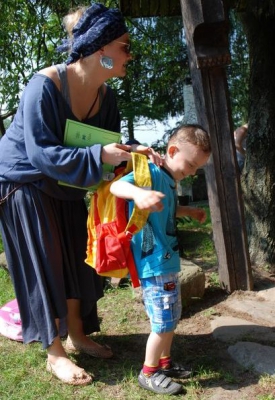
0, 182, 103, 349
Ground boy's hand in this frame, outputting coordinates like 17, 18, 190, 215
177, 206, 207, 223
191, 208, 207, 223
133, 190, 165, 212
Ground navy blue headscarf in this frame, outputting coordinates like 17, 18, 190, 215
57, 2, 128, 64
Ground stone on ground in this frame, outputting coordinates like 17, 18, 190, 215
211, 316, 275, 342
228, 342, 275, 376
178, 258, 205, 307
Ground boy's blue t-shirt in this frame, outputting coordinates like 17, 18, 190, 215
120, 163, 180, 279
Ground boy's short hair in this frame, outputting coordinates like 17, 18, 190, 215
168, 124, 211, 154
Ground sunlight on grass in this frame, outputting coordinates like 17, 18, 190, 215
258, 374, 275, 397
208, 272, 220, 288
98, 285, 148, 335
194, 365, 221, 380
202, 308, 217, 318
184, 379, 203, 399
0, 267, 15, 304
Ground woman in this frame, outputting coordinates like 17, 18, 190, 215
0, 2, 158, 386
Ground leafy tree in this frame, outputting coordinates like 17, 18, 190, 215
0, 1, 189, 140
151, 10, 250, 151
112, 15, 189, 140
0, 0, 88, 135
226, 10, 250, 127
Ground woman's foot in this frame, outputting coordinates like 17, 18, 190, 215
46, 357, 92, 386
65, 335, 113, 359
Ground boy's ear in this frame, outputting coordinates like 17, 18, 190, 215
168, 145, 178, 158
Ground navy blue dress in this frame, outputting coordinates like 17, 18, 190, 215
0, 65, 120, 348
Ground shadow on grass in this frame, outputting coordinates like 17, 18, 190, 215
181, 286, 229, 319
70, 331, 262, 394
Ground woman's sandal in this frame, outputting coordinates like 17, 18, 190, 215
46, 360, 93, 386
64, 336, 113, 359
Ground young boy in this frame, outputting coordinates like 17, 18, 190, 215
110, 124, 211, 395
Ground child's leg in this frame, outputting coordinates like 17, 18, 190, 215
144, 331, 174, 369
139, 329, 183, 395
160, 331, 174, 358
140, 273, 191, 378
137, 274, 187, 394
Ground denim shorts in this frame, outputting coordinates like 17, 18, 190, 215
140, 273, 182, 333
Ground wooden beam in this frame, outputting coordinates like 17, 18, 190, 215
119, 0, 181, 17
180, 0, 253, 292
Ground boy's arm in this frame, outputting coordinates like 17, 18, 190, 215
110, 180, 165, 212
176, 205, 207, 223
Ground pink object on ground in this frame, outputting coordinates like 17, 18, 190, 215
0, 298, 23, 341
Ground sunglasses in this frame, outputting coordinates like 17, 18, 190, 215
115, 41, 131, 54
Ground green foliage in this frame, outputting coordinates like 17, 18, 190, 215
208, 272, 220, 289
1, 1, 54, 111
0, 1, 190, 139
0, 1, 251, 139
227, 10, 250, 127
113, 15, 189, 139
0, 0, 89, 131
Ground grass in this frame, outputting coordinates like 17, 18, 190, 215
0, 274, 263, 400
0, 236, 4, 253
1, 205, 275, 398
0, 206, 217, 400
0, 273, 218, 400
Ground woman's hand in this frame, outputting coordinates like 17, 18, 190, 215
130, 144, 163, 167
101, 143, 132, 166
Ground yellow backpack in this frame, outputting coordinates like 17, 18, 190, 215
85, 153, 151, 288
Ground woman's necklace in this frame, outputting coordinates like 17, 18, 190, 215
84, 89, 99, 120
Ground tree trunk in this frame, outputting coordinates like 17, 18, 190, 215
241, 9, 275, 269
127, 118, 135, 141
0, 116, 5, 136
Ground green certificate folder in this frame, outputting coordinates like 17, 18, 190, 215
59, 119, 121, 191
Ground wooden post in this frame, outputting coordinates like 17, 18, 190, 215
180, 0, 253, 291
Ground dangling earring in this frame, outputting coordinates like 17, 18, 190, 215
100, 55, 114, 69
